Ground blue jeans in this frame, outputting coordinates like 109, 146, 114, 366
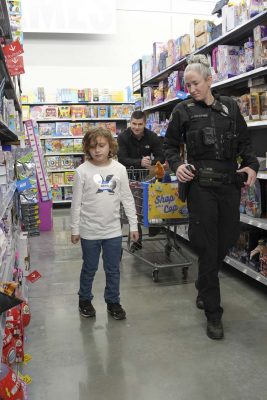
79, 236, 122, 304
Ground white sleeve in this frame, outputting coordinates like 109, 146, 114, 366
120, 167, 138, 232
70, 170, 83, 235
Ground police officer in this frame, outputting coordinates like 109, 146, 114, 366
118, 110, 165, 251
164, 55, 259, 340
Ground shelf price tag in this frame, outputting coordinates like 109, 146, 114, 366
6, 55, 25, 76
3, 39, 24, 60
26, 270, 42, 283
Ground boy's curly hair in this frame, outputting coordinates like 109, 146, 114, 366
82, 127, 118, 160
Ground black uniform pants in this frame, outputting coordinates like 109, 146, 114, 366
187, 181, 241, 321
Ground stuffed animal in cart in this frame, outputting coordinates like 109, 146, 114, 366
154, 161, 165, 182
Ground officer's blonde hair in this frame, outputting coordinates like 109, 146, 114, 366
185, 54, 211, 80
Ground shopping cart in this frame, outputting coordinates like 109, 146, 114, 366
121, 167, 192, 282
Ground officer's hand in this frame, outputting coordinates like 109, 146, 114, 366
71, 234, 80, 244
176, 164, 195, 182
141, 156, 152, 169
237, 167, 257, 187
130, 231, 139, 242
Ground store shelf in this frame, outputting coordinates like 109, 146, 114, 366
173, 226, 267, 285
224, 256, 267, 286
257, 172, 267, 179
247, 120, 267, 128
0, 182, 16, 220
142, 10, 267, 86
23, 101, 134, 105
44, 152, 83, 156
0, 119, 19, 141
47, 169, 75, 173
142, 68, 267, 113
212, 66, 267, 89
36, 118, 130, 122
40, 135, 84, 140
53, 200, 72, 204
143, 97, 183, 112
53, 184, 73, 187
240, 214, 267, 230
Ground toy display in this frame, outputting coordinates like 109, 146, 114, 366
240, 179, 262, 218
0, 363, 25, 399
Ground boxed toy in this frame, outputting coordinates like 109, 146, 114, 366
259, 92, 267, 119
142, 54, 153, 81
216, 45, 240, 80
52, 173, 65, 185
249, 92, 261, 120
52, 187, 63, 201
30, 105, 44, 119
44, 105, 58, 119
60, 139, 74, 153
70, 105, 86, 119
253, 25, 267, 68
22, 105, 30, 120
152, 42, 167, 75
58, 105, 71, 118
70, 122, 83, 136
46, 156, 61, 170
121, 104, 134, 118
92, 88, 99, 102
240, 94, 251, 120
86, 105, 98, 118
38, 122, 56, 137
98, 122, 116, 135
56, 122, 70, 136
84, 88, 92, 102
166, 39, 176, 67
98, 105, 109, 118
64, 187, 73, 200
73, 139, 83, 152
194, 19, 215, 37
45, 139, 62, 153
60, 155, 74, 169
195, 32, 212, 50
180, 34, 191, 57
174, 37, 182, 62
240, 178, 262, 217
64, 171, 75, 184
110, 105, 122, 118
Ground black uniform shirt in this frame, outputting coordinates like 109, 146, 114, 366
164, 94, 259, 174
117, 127, 165, 169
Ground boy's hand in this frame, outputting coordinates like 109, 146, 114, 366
130, 231, 139, 242
71, 234, 80, 244
141, 156, 152, 169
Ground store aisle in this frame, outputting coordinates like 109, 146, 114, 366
24, 209, 267, 400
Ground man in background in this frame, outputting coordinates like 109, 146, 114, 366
118, 110, 165, 251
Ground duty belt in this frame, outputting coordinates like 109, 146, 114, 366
194, 168, 247, 188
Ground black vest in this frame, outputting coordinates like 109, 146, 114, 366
184, 97, 238, 163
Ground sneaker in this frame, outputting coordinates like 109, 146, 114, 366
130, 241, 142, 252
107, 303, 126, 320
207, 320, 224, 340
79, 300, 96, 318
196, 295, 204, 310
